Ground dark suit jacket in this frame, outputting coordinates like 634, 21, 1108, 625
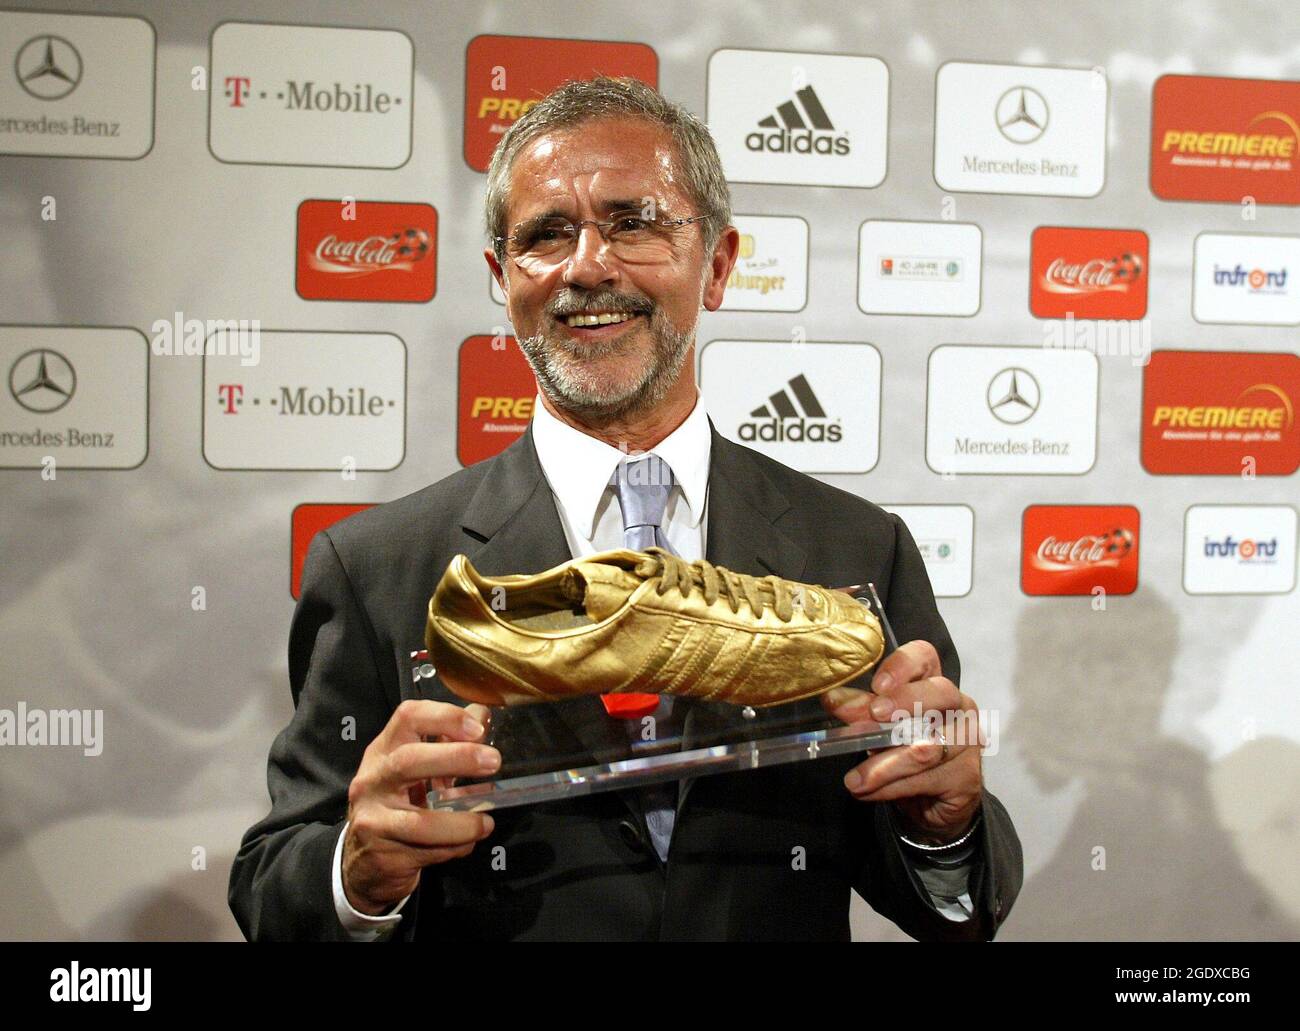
229, 418, 1023, 941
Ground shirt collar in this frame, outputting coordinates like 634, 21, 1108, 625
531, 391, 711, 540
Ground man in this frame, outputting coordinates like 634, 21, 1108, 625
229, 76, 1022, 941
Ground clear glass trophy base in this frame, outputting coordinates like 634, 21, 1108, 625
424, 717, 927, 812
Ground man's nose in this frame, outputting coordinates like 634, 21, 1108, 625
562, 222, 617, 289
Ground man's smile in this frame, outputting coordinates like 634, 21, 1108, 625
554, 310, 647, 340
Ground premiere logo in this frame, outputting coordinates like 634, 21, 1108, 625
1030, 227, 1149, 319
464, 35, 657, 171
1151, 74, 1300, 204
296, 200, 437, 302
458, 334, 538, 465
1022, 505, 1140, 596
1141, 350, 1299, 475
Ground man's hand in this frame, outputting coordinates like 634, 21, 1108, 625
821, 640, 983, 845
342, 699, 499, 916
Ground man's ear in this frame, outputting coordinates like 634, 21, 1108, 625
701, 225, 741, 312
485, 246, 508, 296
485, 247, 512, 323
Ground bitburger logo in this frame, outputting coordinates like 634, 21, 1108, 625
739, 373, 843, 442
747, 85, 850, 156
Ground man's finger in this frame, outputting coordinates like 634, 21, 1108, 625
866, 676, 964, 722
379, 699, 488, 748
820, 685, 879, 723
462, 703, 493, 742
870, 639, 942, 695
844, 737, 951, 796
375, 806, 496, 849
378, 740, 501, 791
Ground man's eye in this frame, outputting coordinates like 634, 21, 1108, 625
517, 221, 569, 247
611, 216, 650, 233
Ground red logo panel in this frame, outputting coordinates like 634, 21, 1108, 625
296, 200, 437, 302
1030, 226, 1149, 319
1151, 75, 1300, 205
464, 35, 658, 172
458, 334, 538, 465
1022, 505, 1140, 596
1141, 350, 1299, 475
291, 504, 375, 598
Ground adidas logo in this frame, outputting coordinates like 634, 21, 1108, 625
739, 373, 843, 443
746, 85, 851, 156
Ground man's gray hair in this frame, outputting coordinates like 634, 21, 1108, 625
484, 76, 732, 262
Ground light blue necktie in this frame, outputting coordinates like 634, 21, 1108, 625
609, 455, 679, 863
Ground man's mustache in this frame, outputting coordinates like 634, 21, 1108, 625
547, 290, 654, 319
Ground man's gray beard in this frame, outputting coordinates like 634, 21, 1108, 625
517, 307, 695, 425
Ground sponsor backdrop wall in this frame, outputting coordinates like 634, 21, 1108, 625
1, 0, 1296, 940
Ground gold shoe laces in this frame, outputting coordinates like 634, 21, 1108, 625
634, 547, 814, 622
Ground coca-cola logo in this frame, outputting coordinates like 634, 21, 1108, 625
309, 228, 431, 276
1040, 253, 1143, 295
1031, 528, 1134, 571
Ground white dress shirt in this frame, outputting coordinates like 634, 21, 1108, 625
332, 389, 972, 936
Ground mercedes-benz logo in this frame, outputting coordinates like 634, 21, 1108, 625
995, 85, 1048, 144
15, 34, 83, 101
986, 367, 1040, 425
9, 348, 76, 413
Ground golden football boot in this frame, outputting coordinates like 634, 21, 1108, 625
425, 547, 885, 708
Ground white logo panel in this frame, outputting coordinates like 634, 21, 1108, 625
926, 345, 1098, 474
707, 48, 888, 188
0, 326, 148, 468
699, 340, 880, 474
0, 11, 154, 158
1183, 505, 1297, 595
882, 505, 975, 597
721, 215, 809, 312
203, 331, 405, 470
934, 62, 1106, 197
210, 22, 412, 167
1193, 233, 1300, 326
858, 221, 982, 316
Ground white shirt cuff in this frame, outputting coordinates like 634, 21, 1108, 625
332, 820, 412, 940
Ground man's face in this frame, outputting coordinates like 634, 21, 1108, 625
486, 116, 735, 421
